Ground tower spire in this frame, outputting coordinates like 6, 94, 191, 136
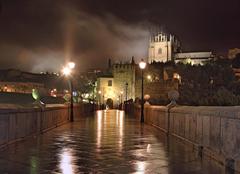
131, 56, 135, 65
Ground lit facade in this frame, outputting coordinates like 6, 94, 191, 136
97, 76, 115, 104
0, 81, 44, 93
174, 52, 213, 65
148, 33, 181, 63
228, 48, 240, 59
96, 59, 178, 107
148, 33, 214, 65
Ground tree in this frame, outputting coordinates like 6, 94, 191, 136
176, 60, 237, 106
232, 53, 240, 68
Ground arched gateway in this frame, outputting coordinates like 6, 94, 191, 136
106, 98, 113, 109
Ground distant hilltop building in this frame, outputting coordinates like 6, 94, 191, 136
0, 69, 67, 96
228, 48, 240, 59
0, 69, 45, 93
148, 32, 214, 65
148, 33, 181, 62
96, 32, 215, 107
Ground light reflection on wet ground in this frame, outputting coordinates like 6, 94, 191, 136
0, 110, 233, 173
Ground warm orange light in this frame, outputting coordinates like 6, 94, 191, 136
62, 66, 71, 76
68, 62, 75, 69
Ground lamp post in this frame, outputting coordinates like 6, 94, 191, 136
125, 82, 128, 101
103, 94, 105, 109
139, 59, 146, 123
92, 83, 96, 111
62, 62, 75, 122
120, 91, 123, 110
98, 90, 101, 110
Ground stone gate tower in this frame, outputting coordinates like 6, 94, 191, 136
112, 58, 136, 102
148, 33, 181, 63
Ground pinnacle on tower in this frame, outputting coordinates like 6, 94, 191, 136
131, 56, 135, 65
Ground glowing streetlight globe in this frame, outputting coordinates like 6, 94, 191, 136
139, 59, 147, 69
139, 59, 146, 123
68, 62, 75, 69
62, 66, 71, 76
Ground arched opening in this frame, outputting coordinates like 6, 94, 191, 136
106, 98, 113, 109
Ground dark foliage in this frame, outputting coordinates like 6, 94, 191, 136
232, 53, 240, 68
176, 59, 240, 106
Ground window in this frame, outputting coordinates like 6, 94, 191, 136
108, 80, 112, 86
158, 48, 162, 54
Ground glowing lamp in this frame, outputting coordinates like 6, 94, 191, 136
139, 59, 146, 69
68, 62, 75, 69
62, 67, 71, 76
139, 59, 146, 123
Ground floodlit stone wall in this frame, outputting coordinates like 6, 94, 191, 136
134, 104, 240, 172
0, 104, 93, 148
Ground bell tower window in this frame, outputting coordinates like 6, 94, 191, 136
158, 48, 162, 55
108, 80, 112, 86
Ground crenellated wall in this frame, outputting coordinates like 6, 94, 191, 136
0, 104, 93, 148
134, 104, 240, 172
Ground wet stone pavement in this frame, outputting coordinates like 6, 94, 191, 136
0, 110, 232, 174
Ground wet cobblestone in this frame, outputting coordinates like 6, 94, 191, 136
0, 110, 230, 173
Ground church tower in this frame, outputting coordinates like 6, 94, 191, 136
148, 33, 181, 63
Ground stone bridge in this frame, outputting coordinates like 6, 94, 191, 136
0, 105, 234, 173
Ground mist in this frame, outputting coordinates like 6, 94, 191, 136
0, 1, 150, 73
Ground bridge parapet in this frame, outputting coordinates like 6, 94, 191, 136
134, 104, 240, 172
0, 103, 94, 148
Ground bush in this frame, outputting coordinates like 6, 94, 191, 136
211, 87, 240, 106
175, 60, 240, 106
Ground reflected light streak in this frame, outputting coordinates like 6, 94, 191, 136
116, 110, 119, 126
135, 161, 146, 172
147, 144, 151, 153
119, 111, 124, 137
104, 110, 107, 127
97, 111, 102, 149
118, 110, 124, 152
59, 148, 74, 174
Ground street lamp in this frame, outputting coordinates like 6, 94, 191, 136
139, 59, 147, 123
120, 91, 123, 110
68, 62, 75, 69
62, 62, 75, 122
125, 82, 128, 101
147, 75, 152, 81
98, 90, 102, 109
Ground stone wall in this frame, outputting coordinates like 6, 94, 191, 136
112, 64, 136, 101
134, 104, 240, 172
135, 81, 178, 100
0, 104, 93, 148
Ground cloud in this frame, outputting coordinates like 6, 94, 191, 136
0, 1, 150, 72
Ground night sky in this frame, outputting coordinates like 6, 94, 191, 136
0, 0, 239, 72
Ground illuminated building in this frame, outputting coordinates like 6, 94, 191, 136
148, 32, 214, 65
96, 58, 136, 107
148, 33, 181, 63
0, 69, 67, 96
96, 58, 178, 107
228, 48, 240, 59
